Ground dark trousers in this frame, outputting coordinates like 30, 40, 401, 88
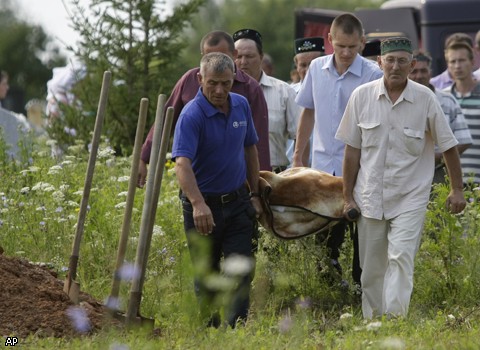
181, 189, 256, 327
318, 221, 362, 286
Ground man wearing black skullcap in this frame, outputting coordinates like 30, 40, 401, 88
291, 37, 325, 93
286, 37, 325, 167
336, 36, 466, 318
234, 28, 301, 173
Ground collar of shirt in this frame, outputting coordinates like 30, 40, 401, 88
322, 53, 363, 77
377, 78, 415, 104
258, 70, 275, 88
196, 88, 239, 118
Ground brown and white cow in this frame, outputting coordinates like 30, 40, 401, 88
257, 167, 346, 240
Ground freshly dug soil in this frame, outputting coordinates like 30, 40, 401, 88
0, 253, 119, 338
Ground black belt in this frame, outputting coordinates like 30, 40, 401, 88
204, 188, 245, 206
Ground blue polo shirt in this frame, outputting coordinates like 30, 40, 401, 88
172, 88, 258, 194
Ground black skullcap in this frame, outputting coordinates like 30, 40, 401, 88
294, 37, 324, 55
233, 29, 262, 48
362, 40, 381, 57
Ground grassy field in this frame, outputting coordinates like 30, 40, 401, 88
1, 136, 479, 349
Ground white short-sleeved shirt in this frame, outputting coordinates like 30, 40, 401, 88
336, 78, 458, 220
260, 72, 301, 167
296, 54, 383, 175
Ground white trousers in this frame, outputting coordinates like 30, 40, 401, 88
358, 210, 426, 319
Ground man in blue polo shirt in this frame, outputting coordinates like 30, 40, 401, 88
172, 52, 262, 328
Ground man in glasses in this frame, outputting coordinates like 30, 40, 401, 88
138, 30, 270, 188
336, 37, 466, 319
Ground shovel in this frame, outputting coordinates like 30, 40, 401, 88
106, 97, 149, 313
125, 106, 174, 326
63, 71, 111, 304
107, 95, 166, 325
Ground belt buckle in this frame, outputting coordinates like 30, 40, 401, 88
220, 193, 231, 204
221, 191, 239, 204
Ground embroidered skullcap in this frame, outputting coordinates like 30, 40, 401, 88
233, 29, 262, 48
294, 37, 324, 55
380, 36, 413, 55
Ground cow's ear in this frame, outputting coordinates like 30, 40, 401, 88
258, 176, 271, 196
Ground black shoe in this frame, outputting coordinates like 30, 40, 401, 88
206, 313, 221, 328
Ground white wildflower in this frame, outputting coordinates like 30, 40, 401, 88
59, 184, 70, 191
117, 191, 128, 198
20, 187, 30, 194
117, 176, 130, 182
152, 225, 164, 236
340, 313, 353, 320
222, 255, 255, 276
32, 182, 54, 192
52, 191, 65, 202
48, 165, 63, 175
379, 337, 406, 350
67, 201, 79, 208
28, 166, 40, 172
98, 146, 115, 159
115, 202, 126, 209
61, 160, 73, 166
46, 139, 57, 146
43, 186, 55, 192
366, 321, 382, 331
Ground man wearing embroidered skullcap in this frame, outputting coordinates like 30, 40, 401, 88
336, 36, 466, 319
408, 50, 472, 184
234, 28, 301, 174
291, 37, 325, 93
293, 14, 383, 291
285, 37, 324, 168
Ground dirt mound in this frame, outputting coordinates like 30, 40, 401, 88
0, 253, 119, 338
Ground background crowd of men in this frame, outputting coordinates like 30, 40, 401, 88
139, 16, 479, 326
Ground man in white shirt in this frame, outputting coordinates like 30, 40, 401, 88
234, 29, 301, 173
337, 37, 466, 318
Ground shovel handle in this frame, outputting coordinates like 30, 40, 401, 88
68, 71, 111, 282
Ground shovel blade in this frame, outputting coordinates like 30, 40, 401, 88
64, 279, 80, 304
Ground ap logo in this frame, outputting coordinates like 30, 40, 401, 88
5, 337, 18, 346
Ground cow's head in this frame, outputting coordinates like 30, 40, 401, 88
257, 167, 345, 240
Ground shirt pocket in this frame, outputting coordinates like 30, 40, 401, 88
403, 127, 425, 156
358, 122, 381, 148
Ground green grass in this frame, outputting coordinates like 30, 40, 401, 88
1, 136, 479, 349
